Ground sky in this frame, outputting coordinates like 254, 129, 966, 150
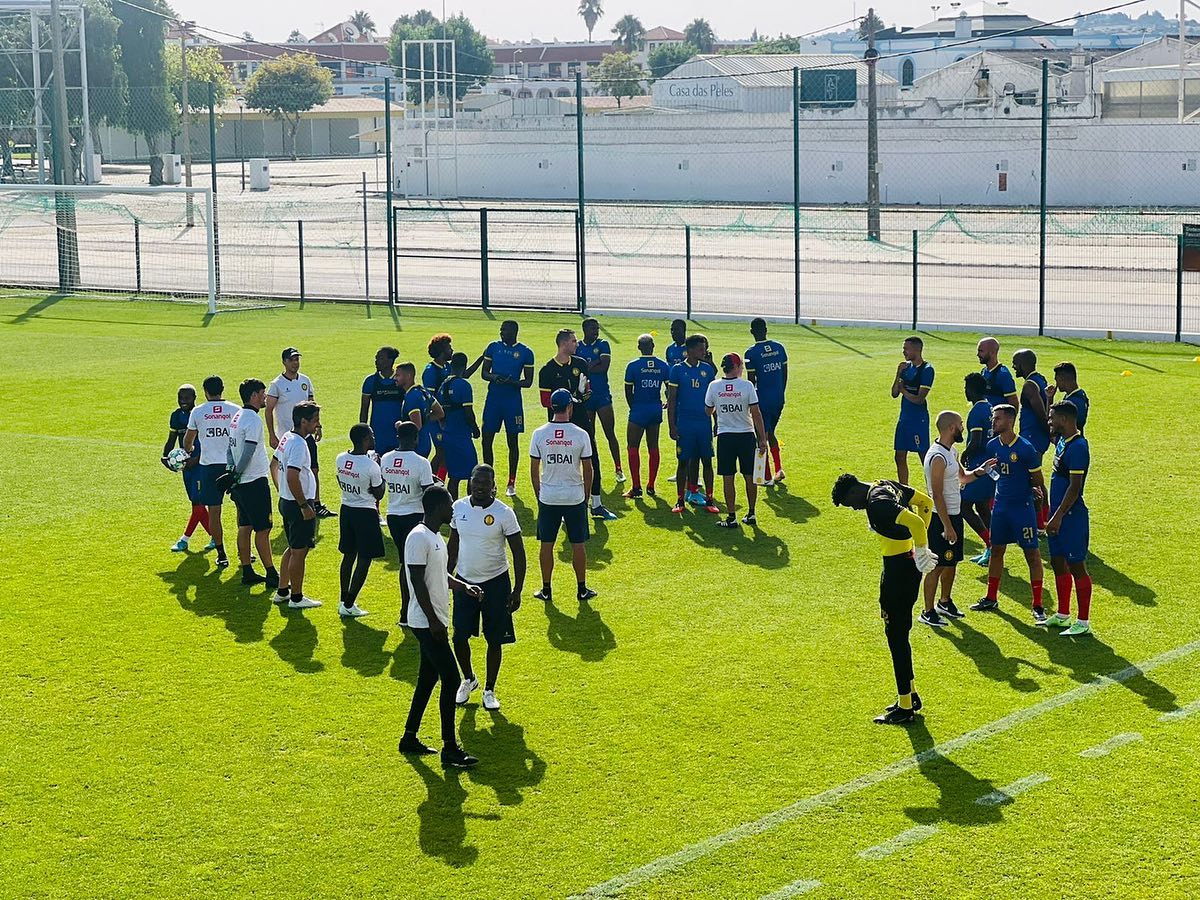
173, 1, 1187, 45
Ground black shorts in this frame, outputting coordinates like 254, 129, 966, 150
279, 498, 316, 550
536, 501, 589, 544
232, 477, 273, 532
929, 513, 964, 567
716, 432, 757, 477
305, 434, 320, 471
452, 571, 515, 645
339, 506, 385, 559
879, 552, 921, 619
387, 512, 424, 556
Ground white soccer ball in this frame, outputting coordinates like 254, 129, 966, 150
166, 448, 191, 472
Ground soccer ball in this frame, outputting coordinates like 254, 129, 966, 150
166, 448, 191, 472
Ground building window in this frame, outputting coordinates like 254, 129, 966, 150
528, 63, 543, 77
499, 88, 512, 96
568, 62, 579, 76
517, 89, 532, 99
556, 88, 571, 97
549, 63, 562, 77
901, 59, 914, 87
536, 88, 552, 99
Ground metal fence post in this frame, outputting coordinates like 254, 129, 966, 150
1038, 58, 1049, 336
576, 70, 587, 315
480, 207, 490, 310
911, 229, 918, 331
298, 219, 305, 301
793, 66, 801, 325
574, 211, 582, 311
384, 76, 395, 306
208, 81, 220, 301
1177, 234, 1185, 343
361, 172, 369, 301
134, 218, 141, 295
685, 224, 693, 319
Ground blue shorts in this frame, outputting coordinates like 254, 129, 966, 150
182, 466, 203, 504
894, 415, 930, 456
960, 473, 996, 505
1025, 432, 1051, 457
676, 422, 714, 461
483, 389, 525, 434
443, 435, 478, 481
1048, 505, 1089, 563
991, 500, 1038, 549
629, 404, 663, 429
197, 463, 227, 507
760, 402, 784, 435
585, 387, 613, 411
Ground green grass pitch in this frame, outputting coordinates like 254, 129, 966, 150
2, 295, 1198, 899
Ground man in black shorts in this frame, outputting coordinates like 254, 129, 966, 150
448, 465, 526, 711
704, 352, 768, 528
271, 401, 323, 610
334, 424, 386, 618
832, 473, 938, 724
222, 378, 278, 588
380, 421, 437, 624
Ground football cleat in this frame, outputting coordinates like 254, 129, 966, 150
338, 603, 370, 618
577, 587, 598, 602
716, 517, 739, 529
741, 512, 757, 526
170, 538, 189, 553
615, 469, 626, 484
1032, 605, 1048, 625
1044, 612, 1072, 628
886, 692, 923, 713
441, 747, 479, 769
971, 598, 999, 612
919, 609, 948, 628
936, 599, 965, 619
287, 597, 322, 610
455, 677, 479, 705
623, 487, 643, 500
1063, 621, 1092, 636
482, 689, 501, 711
398, 734, 437, 756
505, 482, 517, 498
874, 705, 916, 725
591, 504, 618, 520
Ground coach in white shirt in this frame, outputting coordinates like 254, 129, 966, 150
447, 464, 525, 712
267, 347, 332, 518
270, 401, 322, 610
529, 388, 596, 605
705, 352, 768, 529
225, 378, 277, 589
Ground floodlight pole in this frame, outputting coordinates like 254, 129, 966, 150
865, 8, 881, 242
77, 4, 95, 183
30, 13, 46, 183
49, 0, 80, 290
180, 24, 195, 227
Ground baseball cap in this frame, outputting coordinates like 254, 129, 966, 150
720, 352, 742, 373
281, 347, 302, 361
550, 388, 574, 411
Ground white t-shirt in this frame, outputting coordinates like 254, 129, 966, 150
405, 523, 450, 628
529, 420, 593, 506
450, 497, 521, 583
335, 451, 383, 510
188, 399, 241, 466
274, 430, 315, 502
704, 377, 759, 435
229, 406, 270, 483
380, 450, 436, 516
267, 371, 314, 438
923, 440, 962, 516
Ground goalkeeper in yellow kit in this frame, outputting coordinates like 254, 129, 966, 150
832, 473, 937, 725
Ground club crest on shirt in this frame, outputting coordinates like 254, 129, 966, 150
1010, 452, 1018, 462
301, 383, 309, 392
513, 350, 520, 358
484, 514, 495, 526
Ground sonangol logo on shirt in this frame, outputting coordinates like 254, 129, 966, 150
484, 514, 495, 526
725, 383, 734, 391
343, 460, 354, 471
213, 405, 222, 414
554, 429, 564, 439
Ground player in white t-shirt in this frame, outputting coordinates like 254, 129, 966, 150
269, 401, 323, 610
267, 347, 333, 519
224, 378, 278, 589
529, 389, 596, 604
447, 464, 525, 711
183, 375, 240, 569
400, 485, 484, 769
380, 421, 438, 624
704, 353, 768, 529
334, 424, 386, 618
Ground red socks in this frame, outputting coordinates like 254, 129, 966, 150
627, 448, 641, 489
986, 576, 1001, 602
771, 444, 783, 473
647, 449, 660, 488
980, 529, 990, 546
185, 504, 210, 537
1075, 575, 1092, 620
1036, 504, 1049, 530
1031, 579, 1044, 609
1055, 573, 1073, 616
436, 465, 447, 481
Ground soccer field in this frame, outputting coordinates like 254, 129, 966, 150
1, 295, 1198, 899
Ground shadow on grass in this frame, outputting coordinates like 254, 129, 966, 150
158, 552, 270, 645
269, 606, 324, 674
997, 606, 1178, 713
902, 718, 1004, 827
341, 617, 392, 677
653, 507, 790, 569
543, 598, 616, 662
461, 707, 547, 807
389, 627, 420, 686
932, 617, 1051, 693
799, 324, 873, 359
1090, 552, 1157, 608
405, 757, 497, 868
1048, 336, 1164, 374
760, 482, 820, 525
7, 293, 68, 325
556, 520, 613, 570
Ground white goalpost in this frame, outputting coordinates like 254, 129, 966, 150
0, 183, 218, 313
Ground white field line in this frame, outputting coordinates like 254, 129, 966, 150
858, 825, 939, 860
571, 638, 1200, 900
1159, 698, 1200, 722
1080, 732, 1143, 759
974, 772, 1051, 806
758, 879, 822, 899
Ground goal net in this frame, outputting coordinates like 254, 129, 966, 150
0, 184, 216, 311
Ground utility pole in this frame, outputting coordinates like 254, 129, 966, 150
865, 7, 881, 241
180, 22, 195, 227
48, 0, 79, 288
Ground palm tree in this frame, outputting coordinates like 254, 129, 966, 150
611, 14, 644, 53
857, 10, 885, 40
350, 10, 376, 39
684, 18, 715, 53
287, 29, 305, 43
578, 0, 604, 42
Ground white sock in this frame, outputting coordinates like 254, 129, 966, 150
1077, 618, 1089, 626
591, 494, 600, 509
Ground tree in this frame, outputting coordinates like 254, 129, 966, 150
164, 43, 234, 118
242, 31, 255, 42
578, 0, 604, 42
857, 10, 885, 40
287, 29, 306, 43
646, 42, 696, 82
244, 53, 334, 160
594, 51, 644, 107
683, 18, 714, 53
0, 12, 32, 180
114, 0, 176, 184
350, 10, 376, 38
62, 1, 128, 170
388, 12, 494, 101
611, 14, 644, 52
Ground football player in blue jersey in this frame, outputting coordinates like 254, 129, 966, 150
1013, 348, 1051, 530
668, 334, 720, 515
1044, 401, 1093, 635
961, 373, 996, 565
976, 337, 1020, 409
438, 353, 481, 498
623, 334, 669, 499
163, 383, 213, 552
745, 317, 789, 485
479, 320, 536, 497
1046, 361, 1089, 434
665, 318, 688, 368
579, 317, 625, 485
398, 362, 444, 459
891, 336, 934, 485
